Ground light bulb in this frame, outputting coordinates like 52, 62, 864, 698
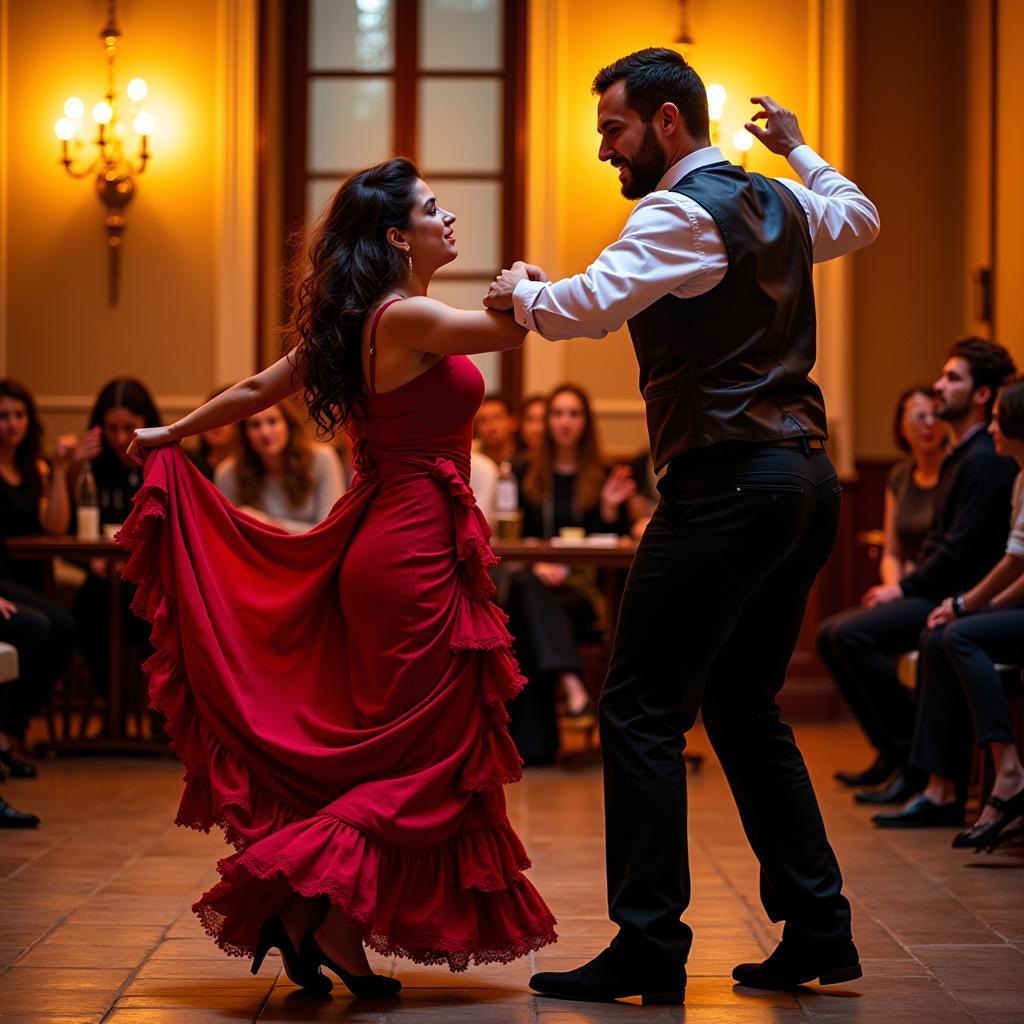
92, 102, 113, 125
64, 96, 84, 120
55, 117, 77, 141
127, 78, 148, 102
133, 111, 155, 136
733, 129, 753, 152
707, 83, 727, 118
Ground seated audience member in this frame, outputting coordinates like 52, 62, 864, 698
72, 378, 162, 695
474, 393, 518, 466
0, 380, 76, 776
622, 449, 661, 538
505, 384, 636, 764
818, 339, 1017, 805
0, 379, 76, 588
215, 401, 345, 533
186, 387, 236, 480
878, 387, 947, 583
516, 394, 547, 459
874, 380, 1024, 839
818, 386, 944, 785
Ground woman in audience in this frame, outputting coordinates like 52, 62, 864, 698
474, 394, 518, 466
874, 380, 1024, 847
187, 387, 237, 480
516, 394, 546, 459
215, 400, 345, 533
0, 380, 76, 776
72, 378, 162, 696
819, 386, 946, 788
505, 384, 635, 764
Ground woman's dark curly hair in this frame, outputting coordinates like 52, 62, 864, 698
0, 378, 44, 500
286, 158, 420, 437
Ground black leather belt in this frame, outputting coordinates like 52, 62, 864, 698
768, 437, 827, 451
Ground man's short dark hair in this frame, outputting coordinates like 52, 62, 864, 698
593, 47, 709, 141
480, 393, 513, 414
948, 337, 1017, 418
997, 378, 1024, 440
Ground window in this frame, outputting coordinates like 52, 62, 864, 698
276, 0, 526, 398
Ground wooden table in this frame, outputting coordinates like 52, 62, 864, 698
491, 537, 637, 624
489, 536, 703, 770
7, 535, 167, 755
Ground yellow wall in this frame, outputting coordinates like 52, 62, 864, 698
2, 0, 221, 438
994, 0, 1024, 366
852, 0, 971, 459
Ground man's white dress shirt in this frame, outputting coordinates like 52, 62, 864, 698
512, 145, 880, 340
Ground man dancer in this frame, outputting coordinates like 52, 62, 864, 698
486, 48, 879, 1002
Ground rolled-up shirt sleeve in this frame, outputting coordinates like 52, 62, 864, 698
512, 195, 718, 341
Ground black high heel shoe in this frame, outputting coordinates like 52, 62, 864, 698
251, 914, 332, 994
300, 932, 401, 998
952, 785, 1024, 852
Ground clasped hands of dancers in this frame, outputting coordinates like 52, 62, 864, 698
124, 48, 878, 1005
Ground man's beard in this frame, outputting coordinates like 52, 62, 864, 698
618, 122, 669, 200
936, 394, 972, 422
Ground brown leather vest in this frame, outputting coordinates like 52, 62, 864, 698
627, 161, 828, 470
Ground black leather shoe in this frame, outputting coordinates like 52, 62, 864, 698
872, 794, 965, 828
0, 797, 40, 828
854, 768, 923, 805
0, 749, 37, 779
952, 786, 1024, 851
529, 946, 685, 1004
835, 753, 898, 788
733, 941, 861, 990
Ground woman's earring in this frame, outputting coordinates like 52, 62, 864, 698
406, 253, 414, 275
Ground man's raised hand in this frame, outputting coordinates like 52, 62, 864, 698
744, 96, 806, 157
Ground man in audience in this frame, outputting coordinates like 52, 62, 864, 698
822, 338, 1017, 804
473, 394, 518, 466
874, 378, 1024, 830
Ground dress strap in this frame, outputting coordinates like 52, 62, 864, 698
368, 297, 405, 396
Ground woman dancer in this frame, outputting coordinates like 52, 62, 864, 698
123, 159, 556, 996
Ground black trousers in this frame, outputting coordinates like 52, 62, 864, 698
505, 568, 594, 764
0, 578, 76, 740
600, 445, 851, 971
912, 605, 1024, 781
816, 597, 936, 758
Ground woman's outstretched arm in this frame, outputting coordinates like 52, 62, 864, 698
126, 351, 301, 464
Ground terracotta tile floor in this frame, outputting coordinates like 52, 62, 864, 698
0, 722, 1022, 1023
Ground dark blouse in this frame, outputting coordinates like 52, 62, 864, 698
515, 464, 630, 540
887, 458, 937, 565
91, 450, 144, 527
0, 470, 44, 589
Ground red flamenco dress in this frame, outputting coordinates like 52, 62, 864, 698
115, 321, 557, 971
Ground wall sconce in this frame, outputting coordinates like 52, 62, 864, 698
54, 0, 154, 306
707, 83, 726, 144
733, 129, 753, 169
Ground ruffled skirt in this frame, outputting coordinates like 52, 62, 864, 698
117, 448, 556, 971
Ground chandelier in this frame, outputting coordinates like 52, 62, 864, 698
53, 0, 154, 306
